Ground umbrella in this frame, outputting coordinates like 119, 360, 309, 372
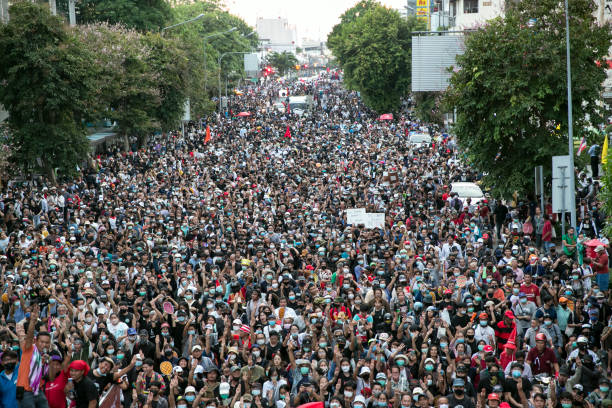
584, 239, 606, 247
378, 113, 393, 120
236, 111, 251, 117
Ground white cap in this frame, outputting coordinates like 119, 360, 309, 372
353, 395, 367, 406
185, 386, 196, 394
359, 366, 370, 375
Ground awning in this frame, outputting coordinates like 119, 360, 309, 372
87, 132, 116, 146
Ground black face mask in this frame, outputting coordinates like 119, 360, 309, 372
3, 362, 16, 371
454, 389, 464, 396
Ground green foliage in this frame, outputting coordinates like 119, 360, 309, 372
414, 92, 444, 127
328, 3, 425, 113
77, 24, 161, 145
78, 0, 172, 31
445, 0, 612, 198
142, 32, 190, 132
0, 2, 92, 179
266, 52, 299, 76
168, 1, 257, 117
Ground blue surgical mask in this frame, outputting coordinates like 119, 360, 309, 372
512, 370, 521, 378
185, 395, 195, 402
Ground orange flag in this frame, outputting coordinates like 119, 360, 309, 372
204, 125, 211, 143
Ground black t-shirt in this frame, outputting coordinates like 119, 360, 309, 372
504, 377, 532, 404
446, 393, 476, 408
87, 369, 114, 394
75, 376, 99, 408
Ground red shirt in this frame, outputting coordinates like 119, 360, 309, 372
519, 283, 540, 303
527, 347, 557, 375
594, 252, 609, 274
45, 369, 69, 408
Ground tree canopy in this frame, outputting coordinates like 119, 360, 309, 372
327, 3, 425, 113
0, 2, 93, 180
266, 52, 299, 76
445, 0, 612, 197
78, 0, 173, 31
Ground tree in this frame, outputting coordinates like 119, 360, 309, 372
142, 32, 190, 133
266, 52, 299, 76
0, 2, 94, 181
78, 23, 161, 149
327, 4, 425, 113
414, 92, 445, 127
168, 1, 257, 118
445, 0, 612, 197
78, 0, 172, 32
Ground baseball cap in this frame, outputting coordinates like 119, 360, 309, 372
127, 328, 137, 335
488, 393, 500, 401
453, 378, 465, 387
185, 386, 196, 394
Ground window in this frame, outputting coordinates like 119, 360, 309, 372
463, 0, 478, 13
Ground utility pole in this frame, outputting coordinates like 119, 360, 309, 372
49, 0, 57, 16
564, 0, 577, 229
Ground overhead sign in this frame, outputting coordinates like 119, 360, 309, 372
244, 53, 259, 77
412, 35, 465, 92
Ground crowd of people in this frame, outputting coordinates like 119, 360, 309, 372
0, 72, 610, 408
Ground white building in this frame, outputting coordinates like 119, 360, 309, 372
256, 17, 297, 54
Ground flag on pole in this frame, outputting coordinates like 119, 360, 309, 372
204, 125, 211, 144
577, 136, 587, 156
284, 125, 291, 139
602, 135, 608, 165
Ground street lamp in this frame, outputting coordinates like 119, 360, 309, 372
203, 27, 238, 95
162, 13, 205, 31
564, 0, 577, 230
218, 51, 250, 113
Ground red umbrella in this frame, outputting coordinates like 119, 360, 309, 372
378, 113, 393, 120
236, 111, 251, 117
584, 239, 606, 247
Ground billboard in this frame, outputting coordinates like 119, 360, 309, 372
412, 35, 465, 92
416, 0, 430, 28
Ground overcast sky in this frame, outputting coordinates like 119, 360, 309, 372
222, 0, 410, 41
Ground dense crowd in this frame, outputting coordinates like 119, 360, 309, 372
0, 73, 610, 408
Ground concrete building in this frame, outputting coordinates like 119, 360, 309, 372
256, 17, 297, 54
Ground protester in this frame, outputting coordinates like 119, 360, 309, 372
0, 71, 609, 408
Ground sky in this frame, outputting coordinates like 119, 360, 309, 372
222, 0, 410, 42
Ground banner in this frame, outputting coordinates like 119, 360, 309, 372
346, 208, 366, 225
99, 385, 122, 408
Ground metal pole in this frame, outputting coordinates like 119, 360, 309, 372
0, 0, 9, 23
218, 55, 222, 114
204, 39, 208, 96
68, 0, 75, 26
564, 0, 577, 230
539, 166, 545, 215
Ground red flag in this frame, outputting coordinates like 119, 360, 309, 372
204, 125, 211, 143
284, 125, 291, 138
298, 403, 324, 408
